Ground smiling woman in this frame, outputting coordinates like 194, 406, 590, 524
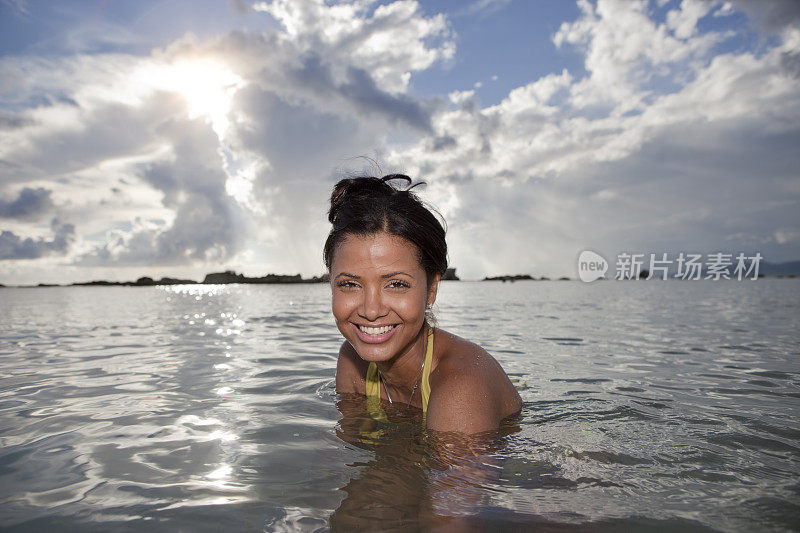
325, 175, 522, 435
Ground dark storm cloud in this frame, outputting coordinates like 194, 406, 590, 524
780, 51, 800, 78
0, 218, 74, 260
428, 135, 457, 151
0, 110, 32, 130
341, 67, 432, 132
287, 54, 433, 132
0, 187, 54, 219
731, 0, 800, 33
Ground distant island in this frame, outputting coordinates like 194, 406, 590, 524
10, 270, 328, 288
482, 274, 571, 281
483, 274, 534, 282
73, 270, 329, 287
442, 268, 459, 280
761, 261, 800, 277
7, 267, 461, 288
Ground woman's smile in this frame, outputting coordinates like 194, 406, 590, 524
353, 323, 399, 343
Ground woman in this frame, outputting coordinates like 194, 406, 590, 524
326, 174, 521, 435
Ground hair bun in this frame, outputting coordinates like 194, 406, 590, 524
328, 174, 416, 224
323, 172, 446, 282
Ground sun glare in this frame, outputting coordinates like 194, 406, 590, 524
138, 59, 243, 139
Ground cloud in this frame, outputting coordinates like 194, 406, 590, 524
254, 0, 454, 91
0, 218, 74, 260
282, 52, 434, 130
728, 0, 800, 33
553, 0, 725, 114
0, 110, 32, 130
667, 0, 714, 39
228, 0, 252, 15
384, 0, 800, 276
462, 0, 513, 17
0, 0, 28, 16
0, 187, 54, 220
77, 115, 248, 266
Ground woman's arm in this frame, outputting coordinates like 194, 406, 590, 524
425, 336, 521, 434
426, 368, 503, 434
419, 429, 508, 531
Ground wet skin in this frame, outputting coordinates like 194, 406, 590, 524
331, 231, 522, 434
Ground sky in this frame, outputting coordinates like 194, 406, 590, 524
0, 0, 799, 284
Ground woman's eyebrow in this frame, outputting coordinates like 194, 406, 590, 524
334, 271, 414, 279
382, 271, 414, 279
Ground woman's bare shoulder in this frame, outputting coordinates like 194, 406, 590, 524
335, 340, 368, 394
432, 328, 487, 364
431, 328, 505, 377
427, 328, 522, 434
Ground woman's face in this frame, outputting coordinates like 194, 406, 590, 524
330, 232, 438, 363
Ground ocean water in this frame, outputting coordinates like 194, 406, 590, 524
0, 280, 799, 532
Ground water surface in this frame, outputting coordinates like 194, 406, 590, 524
1, 280, 799, 531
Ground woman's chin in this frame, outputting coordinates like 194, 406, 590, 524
349, 342, 397, 363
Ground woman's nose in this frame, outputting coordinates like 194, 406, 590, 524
359, 287, 387, 321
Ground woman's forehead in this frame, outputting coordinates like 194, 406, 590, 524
332, 233, 423, 274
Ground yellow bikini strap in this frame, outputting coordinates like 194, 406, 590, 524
365, 362, 380, 399
365, 362, 388, 422
420, 326, 434, 414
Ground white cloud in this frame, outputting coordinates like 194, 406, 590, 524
448, 89, 475, 105
553, 0, 724, 114
666, 0, 714, 40
253, 0, 454, 92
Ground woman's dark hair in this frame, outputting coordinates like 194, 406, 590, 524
324, 174, 447, 285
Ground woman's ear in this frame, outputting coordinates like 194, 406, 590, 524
427, 272, 441, 307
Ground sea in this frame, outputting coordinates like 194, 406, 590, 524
0, 279, 798, 532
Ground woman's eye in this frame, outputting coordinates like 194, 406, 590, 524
337, 281, 358, 289
388, 280, 410, 289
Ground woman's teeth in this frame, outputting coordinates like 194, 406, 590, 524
358, 325, 394, 336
